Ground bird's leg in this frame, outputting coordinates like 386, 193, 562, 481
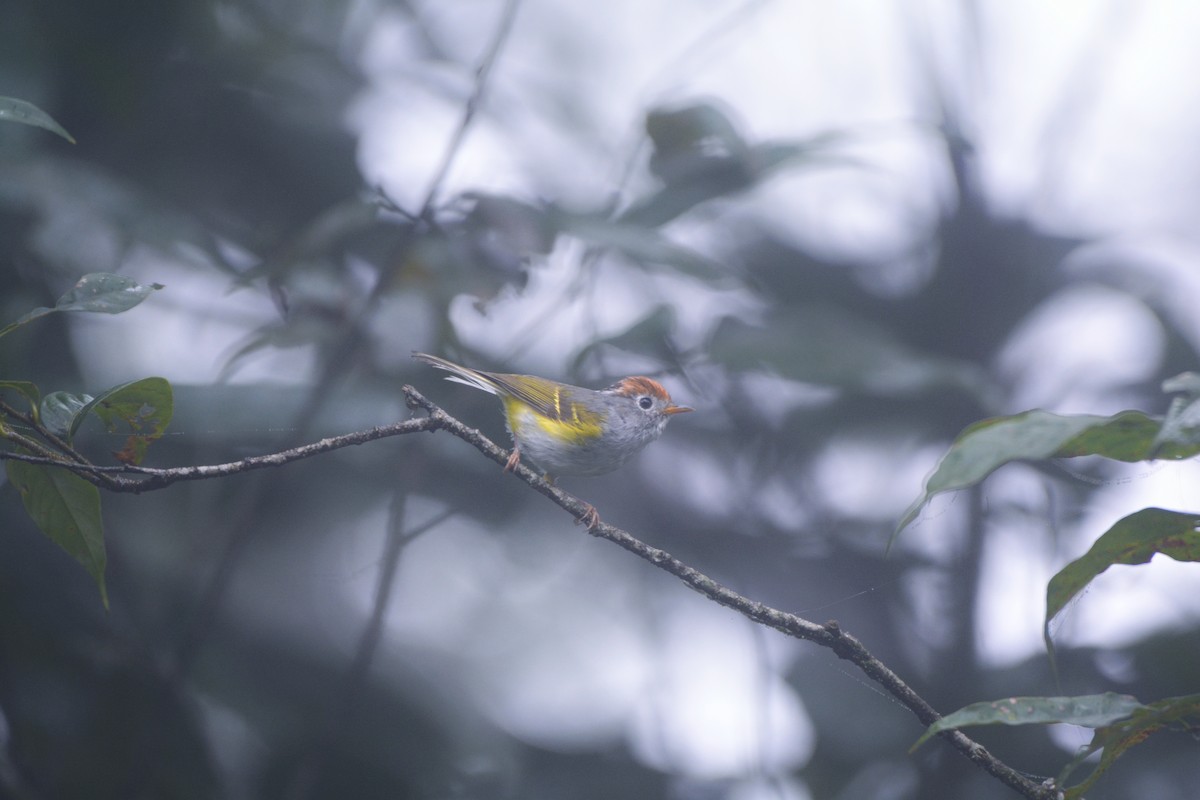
504, 458, 598, 527
577, 503, 600, 530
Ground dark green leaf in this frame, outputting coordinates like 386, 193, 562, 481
1045, 508, 1200, 648
40, 391, 93, 438
73, 377, 173, 464
6, 460, 107, 607
912, 692, 1142, 751
0, 95, 76, 143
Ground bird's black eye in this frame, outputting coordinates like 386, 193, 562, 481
638, 396, 653, 410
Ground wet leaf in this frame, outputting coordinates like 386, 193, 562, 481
1, 273, 163, 338
40, 391, 93, 438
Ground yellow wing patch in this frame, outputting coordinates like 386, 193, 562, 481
503, 394, 604, 444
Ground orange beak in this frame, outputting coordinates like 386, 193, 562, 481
664, 404, 693, 415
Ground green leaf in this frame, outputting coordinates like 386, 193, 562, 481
895, 410, 1194, 537
912, 692, 1143, 751
51, 272, 165, 314
6, 460, 107, 607
73, 377, 173, 464
0, 273, 164, 338
1045, 508, 1200, 648
914, 691, 1200, 797
1058, 693, 1200, 798
1054, 410, 1186, 460
0, 380, 42, 412
40, 391, 93, 438
0, 96, 76, 143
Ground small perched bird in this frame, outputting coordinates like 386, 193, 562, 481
413, 352, 692, 526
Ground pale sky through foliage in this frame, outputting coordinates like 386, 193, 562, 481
8, 1, 1200, 796
333, 0, 1200, 786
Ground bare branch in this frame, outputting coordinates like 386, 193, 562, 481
399, 386, 1060, 800
0, 416, 443, 492
0, 383, 1059, 797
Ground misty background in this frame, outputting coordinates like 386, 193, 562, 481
2, 2, 1199, 798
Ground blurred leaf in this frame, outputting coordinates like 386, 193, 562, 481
712, 308, 988, 398
912, 692, 1143, 751
0, 95, 76, 143
570, 306, 677, 375
236, 198, 382, 285
1058, 693, 1200, 798
552, 209, 725, 278
218, 317, 335, 381
630, 138, 867, 229
620, 167, 754, 229
1161, 371, 1200, 394
645, 102, 750, 177
0, 273, 164, 338
73, 377, 173, 464
6, 460, 107, 607
0, 380, 42, 413
40, 391, 93, 438
631, 101, 866, 226
463, 193, 556, 256
1045, 508, 1200, 650
1151, 371, 1200, 456
895, 410, 1194, 536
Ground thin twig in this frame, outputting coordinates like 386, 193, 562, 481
0, 399, 92, 464
0, 417, 442, 491
415, 0, 521, 221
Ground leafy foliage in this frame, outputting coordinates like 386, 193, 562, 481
1, 274, 168, 605
914, 692, 1200, 798
897, 378, 1200, 792
4, 3, 1200, 798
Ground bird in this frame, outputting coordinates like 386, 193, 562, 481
412, 352, 692, 527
